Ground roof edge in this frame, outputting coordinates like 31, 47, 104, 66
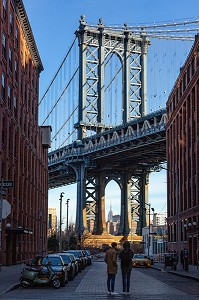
14, 0, 44, 73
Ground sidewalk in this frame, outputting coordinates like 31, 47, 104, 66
0, 263, 24, 296
0, 260, 199, 296
151, 261, 199, 281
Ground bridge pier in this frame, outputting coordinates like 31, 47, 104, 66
68, 160, 88, 235
119, 171, 130, 236
95, 172, 107, 234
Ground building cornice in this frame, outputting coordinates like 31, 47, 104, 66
14, 0, 44, 73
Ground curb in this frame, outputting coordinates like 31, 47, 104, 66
151, 265, 199, 282
0, 283, 20, 296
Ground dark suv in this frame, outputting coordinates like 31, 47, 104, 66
29, 255, 68, 286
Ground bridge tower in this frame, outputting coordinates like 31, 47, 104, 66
71, 16, 151, 237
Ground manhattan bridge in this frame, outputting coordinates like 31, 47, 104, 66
39, 16, 199, 237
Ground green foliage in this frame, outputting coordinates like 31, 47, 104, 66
48, 235, 59, 252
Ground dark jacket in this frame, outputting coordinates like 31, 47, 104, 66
119, 249, 134, 273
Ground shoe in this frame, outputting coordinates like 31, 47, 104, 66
107, 291, 111, 295
111, 292, 118, 295
123, 292, 126, 295
126, 292, 130, 295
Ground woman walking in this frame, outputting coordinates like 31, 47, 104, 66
119, 241, 134, 295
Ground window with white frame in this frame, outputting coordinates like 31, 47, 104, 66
2, 33, 6, 59
1, 72, 5, 101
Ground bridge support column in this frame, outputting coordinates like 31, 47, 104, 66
69, 161, 88, 235
137, 172, 149, 235
95, 172, 107, 234
119, 171, 130, 236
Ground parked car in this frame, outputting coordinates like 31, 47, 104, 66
80, 250, 88, 267
132, 254, 150, 268
83, 250, 92, 265
64, 252, 79, 276
66, 250, 85, 270
58, 253, 75, 280
64, 251, 82, 273
28, 255, 68, 286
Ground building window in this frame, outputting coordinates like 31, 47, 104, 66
14, 95, 17, 118
183, 74, 186, 92
15, 26, 19, 48
180, 81, 183, 97
15, 60, 18, 82
3, 0, 6, 20
9, 48, 12, 72
8, 85, 12, 109
2, 33, 6, 59
1, 72, 6, 101
9, 12, 13, 35
187, 65, 190, 83
20, 105, 23, 126
191, 57, 195, 76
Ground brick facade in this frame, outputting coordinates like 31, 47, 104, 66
0, 0, 48, 265
166, 35, 199, 265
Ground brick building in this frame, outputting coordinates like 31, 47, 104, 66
166, 35, 199, 265
0, 0, 50, 265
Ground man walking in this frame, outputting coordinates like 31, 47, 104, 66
104, 242, 118, 295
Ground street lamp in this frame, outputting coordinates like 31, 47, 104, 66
66, 199, 70, 250
59, 192, 65, 252
144, 203, 154, 257
131, 206, 135, 242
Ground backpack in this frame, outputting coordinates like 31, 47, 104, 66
120, 249, 133, 266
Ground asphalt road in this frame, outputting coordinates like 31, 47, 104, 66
1, 262, 199, 300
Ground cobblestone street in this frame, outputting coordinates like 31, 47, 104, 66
1, 260, 199, 300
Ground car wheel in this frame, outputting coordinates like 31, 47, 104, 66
52, 278, 61, 289
20, 279, 31, 288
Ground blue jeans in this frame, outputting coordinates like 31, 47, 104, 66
122, 271, 131, 292
107, 273, 116, 292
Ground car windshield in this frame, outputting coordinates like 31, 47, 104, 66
68, 251, 80, 258
42, 256, 63, 266
134, 254, 147, 259
59, 254, 71, 263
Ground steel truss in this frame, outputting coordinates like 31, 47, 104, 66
75, 16, 150, 140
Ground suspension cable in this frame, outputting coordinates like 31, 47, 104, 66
39, 37, 77, 106
41, 67, 79, 125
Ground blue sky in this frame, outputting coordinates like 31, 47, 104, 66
23, 0, 198, 226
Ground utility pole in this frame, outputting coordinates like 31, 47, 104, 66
59, 192, 64, 252
66, 199, 70, 250
148, 203, 151, 258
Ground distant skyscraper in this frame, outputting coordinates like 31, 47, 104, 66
107, 204, 113, 222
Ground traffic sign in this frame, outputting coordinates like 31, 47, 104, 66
2, 200, 11, 219
0, 181, 13, 188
